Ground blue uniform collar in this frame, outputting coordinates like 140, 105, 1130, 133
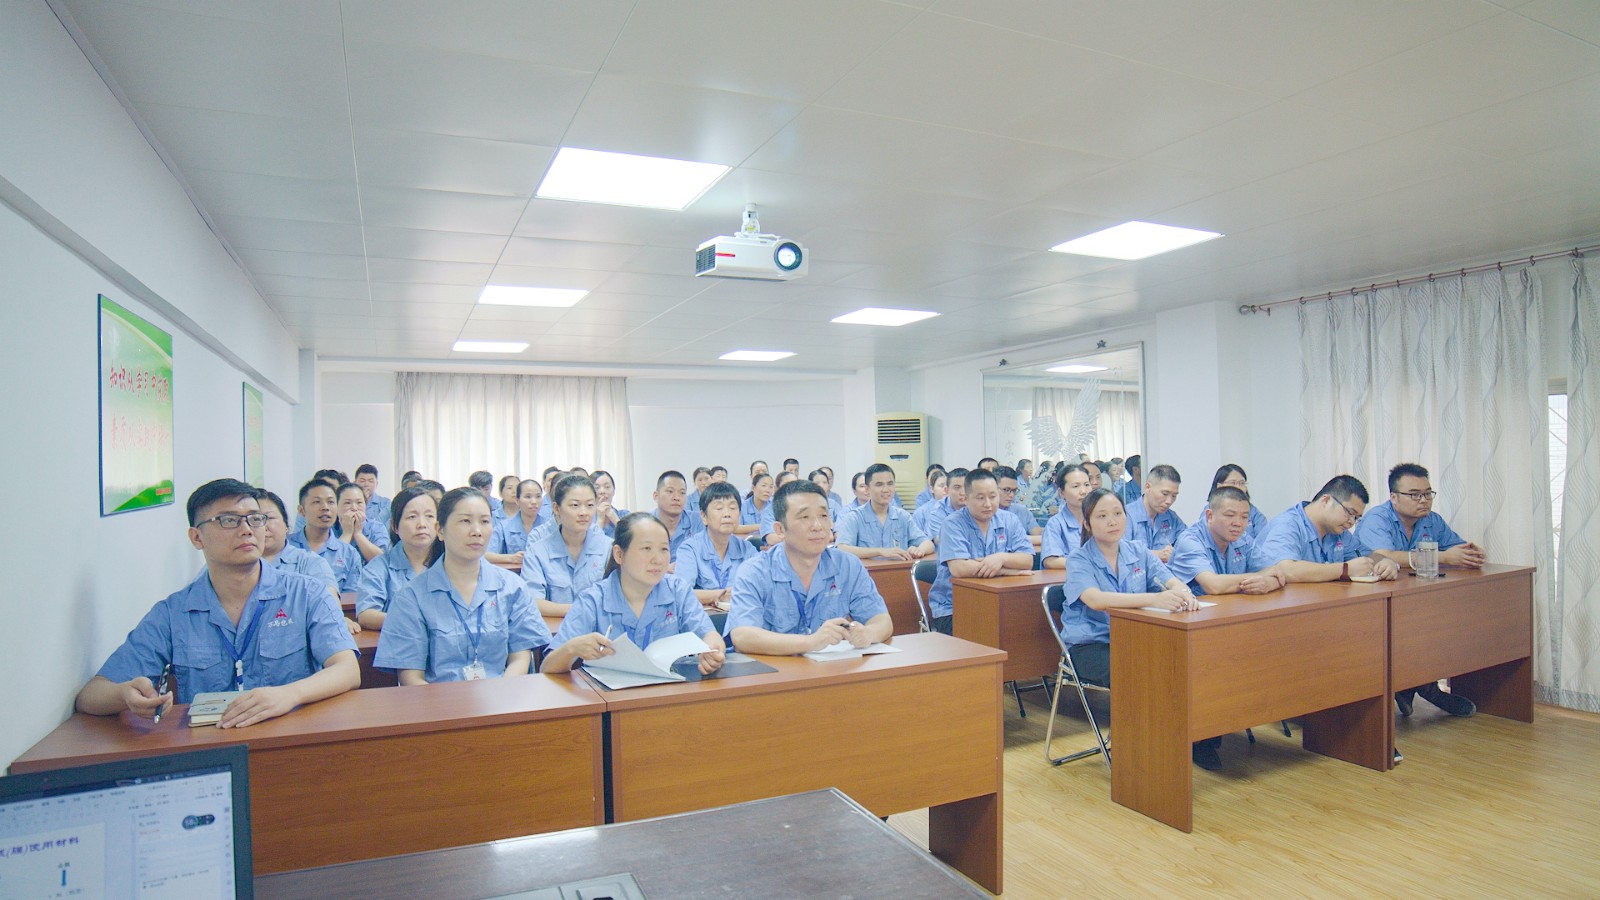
769, 544, 839, 597
383, 541, 420, 573
538, 523, 609, 559
417, 556, 497, 610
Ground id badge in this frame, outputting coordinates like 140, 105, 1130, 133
462, 660, 488, 681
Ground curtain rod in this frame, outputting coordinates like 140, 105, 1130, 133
1238, 243, 1598, 316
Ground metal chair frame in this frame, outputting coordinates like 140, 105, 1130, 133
1040, 585, 1110, 767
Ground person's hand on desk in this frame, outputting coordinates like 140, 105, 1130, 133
567, 633, 616, 663
1370, 556, 1401, 580
1441, 542, 1487, 568
877, 547, 914, 561
842, 620, 873, 648
808, 618, 852, 650
122, 676, 173, 720
1153, 545, 1174, 564
1238, 568, 1287, 594
697, 647, 725, 674
345, 617, 361, 635
973, 554, 1008, 577
218, 685, 299, 729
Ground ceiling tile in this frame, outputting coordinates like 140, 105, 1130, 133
359, 186, 529, 233
354, 128, 552, 195
182, 168, 361, 223
339, 0, 630, 69
561, 75, 803, 165
214, 216, 367, 255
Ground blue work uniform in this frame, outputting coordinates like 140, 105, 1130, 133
334, 516, 390, 553
740, 497, 773, 530
600, 507, 631, 538
725, 545, 889, 637
1118, 479, 1143, 506
97, 562, 356, 704
1125, 500, 1185, 553
1354, 501, 1465, 552
356, 543, 427, 616
522, 525, 612, 604
655, 509, 700, 557
927, 508, 1032, 618
365, 493, 391, 530
914, 487, 936, 509
488, 495, 505, 519
373, 557, 550, 682
286, 528, 364, 593
1245, 503, 1268, 542
1059, 539, 1174, 646
490, 511, 549, 556
1168, 521, 1256, 596
1251, 502, 1362, 567
267, 544, 338, 597
914, 497, 955, 544
674, 530, 757, 591
1039, 508, 1085, 561
837, 503, 929, 554
553, 572, 715, 649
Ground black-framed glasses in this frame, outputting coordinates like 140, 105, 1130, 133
1395, 490, 1437, 502
195, 513, 268, 530
1329, 496, 1361, 522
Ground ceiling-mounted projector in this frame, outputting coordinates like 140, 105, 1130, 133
694, 204, 807, 281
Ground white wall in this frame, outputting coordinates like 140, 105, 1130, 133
321, 371, 398, 495
0, 4, 302, 767
627, 377, 849, 510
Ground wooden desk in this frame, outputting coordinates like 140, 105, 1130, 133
1389, 565, 1535, 722
353, 629, 397, 688
952, 571, 1064, 684
862, 557, 925, 635
257, 789, 987, 899
595, 633, 1007, 894
10, 676, 606, 874
1108, 583, 1393, 832
339, 590, 355, 614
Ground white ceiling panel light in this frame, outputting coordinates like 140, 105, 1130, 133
719, 350, 796, 362
1046, 363, 1108, 374
1050, 221, 1222, 260
477, 285, 589, 307
830, 307, 940, 327
536, 147, 730, 209
453, 340, 529, 353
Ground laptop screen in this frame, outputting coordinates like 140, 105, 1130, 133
0, 746, 252, 899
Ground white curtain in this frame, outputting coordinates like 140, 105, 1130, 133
1031, 387, 1142, 460
1298, 269, 1558, 703
395, 373, 634, 499
1553, 257, 1600, 711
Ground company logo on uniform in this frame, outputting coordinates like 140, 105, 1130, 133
268, 608, 293, 628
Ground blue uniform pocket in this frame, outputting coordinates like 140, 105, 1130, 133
255, 624, 310, 686
173, 643, 226, 700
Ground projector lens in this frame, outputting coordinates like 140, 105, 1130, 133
774, 242, 802, 271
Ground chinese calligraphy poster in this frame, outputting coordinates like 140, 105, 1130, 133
98, 294, 174, 515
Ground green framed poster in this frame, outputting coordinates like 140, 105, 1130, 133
98, 294, 174, 515
243, 382, 265, 486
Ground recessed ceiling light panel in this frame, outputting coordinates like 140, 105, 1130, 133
536, 147, 730, 210
719, 350, 796, 362
477, 285, 588, 307
1045, 364, 1109, 374
830, 307, 940, 327
1049, 221, 1222, 260
453, 340, 528, 353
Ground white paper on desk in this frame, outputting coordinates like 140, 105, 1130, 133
1138, 601, 1216, 614
802, 641, 904, 662
585, 632, 711, 682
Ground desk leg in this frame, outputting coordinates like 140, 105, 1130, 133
929, 791, 1002, 895
1451, 656, 1534, 722
1301, 695, 1390, 771
1110, 623, 1192, 832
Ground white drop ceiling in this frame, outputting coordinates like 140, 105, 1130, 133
52, 0, 1600, 373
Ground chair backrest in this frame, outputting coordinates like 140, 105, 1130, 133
1041, 585, 1070, 655
910, 559, 938, 631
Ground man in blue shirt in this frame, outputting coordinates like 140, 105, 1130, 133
355, 463, 390, 530
1252, 475, 1400, 583
996, 465, 1045, 545
727, 481, 892, 654
469, 470, 500, 517
1355, 463, 1485, 718
1125, 463, 1186, 562
837, 463, 934, 561
1167, 487, 1288, 595
925, 469, 1034, 634
75, 479, 359, 727
289, 479, 365, 593
914, 467, 968, 545
1117, 455, 1144, 506
652, 470, 702, 557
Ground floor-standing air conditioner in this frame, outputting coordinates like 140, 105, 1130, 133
875, 413, 928, 507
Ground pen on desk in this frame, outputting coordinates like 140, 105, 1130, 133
152, 663, 171, 724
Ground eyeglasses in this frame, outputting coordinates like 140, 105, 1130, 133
195, 513, 268, 530
1329, 496, 1361, 522
1395, 490, 1437, 502
999, 486, 1019, 496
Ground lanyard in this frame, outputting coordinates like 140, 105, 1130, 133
217, 599, 269, 691
791, 584, 811, 627
450, 598, 486, 664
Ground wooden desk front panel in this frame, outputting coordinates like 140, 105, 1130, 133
952, 581, 1059, 684
1390, 571, 1533, 687
608, 663, 1001, 822
864, 560, 923, 636
1188, 597, 1389, 737
252, 715, 603, 874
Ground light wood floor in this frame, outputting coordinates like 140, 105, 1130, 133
889, 689, 1600, 898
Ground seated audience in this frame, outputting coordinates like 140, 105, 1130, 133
837, 463, 934, 560
355, 487, 437, 630
487, 478, 547, 569
1252, 475, 1401, 583
592, 469, 629, 538
288, 478, 364, 593
925, 469, 1033, 634
1210, 464, 1268, 541
522, 474, 612, 616
1168, 487, 1288, 595
1040, 464, 1093, 569
652, 470, 701, 556
1125, 464, 1186, 562
674, 482, 757, 609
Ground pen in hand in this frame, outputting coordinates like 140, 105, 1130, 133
152, 663, 172, 724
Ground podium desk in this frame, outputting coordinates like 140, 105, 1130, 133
593, 633, 1007, 894
10, 675, 607, 874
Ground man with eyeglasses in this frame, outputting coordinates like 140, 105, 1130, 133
1251, 475, 1401, 583
994, 466, 1044, 547
76, 479, 359, 727
1354, 463, 1485, 718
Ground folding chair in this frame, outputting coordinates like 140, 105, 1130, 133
909, 559, 937, 633
1040, 585, 1110, 767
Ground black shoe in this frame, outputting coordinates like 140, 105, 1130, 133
1192, 741, 1223, 771
1393, 747, 1404, 765
1395, 688, 1416, 717
1418, 682, 1475, 717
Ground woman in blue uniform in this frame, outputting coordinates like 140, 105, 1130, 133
542, 513, 725, 674
374, 488, 550, 683
1210, 464, 1268, 542
592, 469, 629, 537
487, 478, 547, 569
1040, 464, 1093, 570
355, 487, 437, 629
522, 474, 613, 616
